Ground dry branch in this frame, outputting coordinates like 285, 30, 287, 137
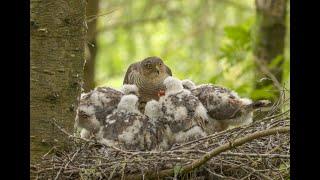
125, 127, 289, 179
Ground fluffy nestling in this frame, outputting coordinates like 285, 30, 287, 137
75, 85, 139, 138
144, 100, 171, 150
191, 84, 272, 132
158, 77, 208, 145
144, 100, 163, 125
181, 79, 196, 90
75, 87, 124, 138
121, 84, 140, 96
98, 94, 157, 150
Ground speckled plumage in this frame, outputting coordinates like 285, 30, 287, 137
158, 77, 208, 145
123, 56, 172, 112
75, 85, 139, 138
98, 95, 159, 150
75, 87, 124, 136
144, 100, 172, 150
181, 79, 196, 90
191, 84, 271, 132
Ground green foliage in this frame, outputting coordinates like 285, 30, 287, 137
94, 0, 289, 100
219, 18, 253, 64
212, 17, 255, 97
268, 55, 284, 69
251, 84, 277, 100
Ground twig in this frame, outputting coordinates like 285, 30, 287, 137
220, 152, 289, 159
124, 127, 289, 179
86, 9, 119, 23
96, 16, 165, 34
254, 56, 283, 92
42, 146, 56, 159
121, 157, 127, 180
241, 165, 273, 180
54, 149, 80, 180
50, 118, 133, 154
171, 114, 289, 151
108, 163, 121, 180
96, 9, 183, 34
204, 167, 229, 179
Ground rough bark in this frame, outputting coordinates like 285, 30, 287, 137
30, 0, 86, 163
253, 0, 287, 98
83, 0, 99, 92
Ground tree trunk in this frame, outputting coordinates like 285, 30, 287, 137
83, 0, 99, 92
253, 0, 287, 99
30, 0, 86, 163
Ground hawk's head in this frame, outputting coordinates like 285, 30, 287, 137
140, 56, 168, 78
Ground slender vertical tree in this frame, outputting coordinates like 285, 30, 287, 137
30, 0, 86, 163
253, 0, 287, 99
84, 0, 99, 92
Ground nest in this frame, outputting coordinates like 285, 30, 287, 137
31, 98, 290, 180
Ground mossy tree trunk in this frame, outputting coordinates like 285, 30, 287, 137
83, 0, 99, 92
30, 0, 86, 163
253, 0, 287, 100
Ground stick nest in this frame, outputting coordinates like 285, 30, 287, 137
31, 100, 290, 180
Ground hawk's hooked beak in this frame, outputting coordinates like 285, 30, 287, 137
156, 66, 160, 75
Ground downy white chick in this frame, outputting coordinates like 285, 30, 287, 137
98, 94, 157, 150
181, 79, 196, 90
76, 85, 139, 139
159, 77, 208, 146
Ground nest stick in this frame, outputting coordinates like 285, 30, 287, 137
125, 126, 289, 179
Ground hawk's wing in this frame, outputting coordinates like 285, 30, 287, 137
165, 65, 172, 76
123, 62, 139, 84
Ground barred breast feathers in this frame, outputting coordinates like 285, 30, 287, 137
135, 74, 164, 98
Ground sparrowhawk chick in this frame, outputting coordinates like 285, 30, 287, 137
181, 79, 196, 90
97, 94, 158, 150
188, 82, 272, 132
123, 56, 172, 112
158, 77, 208, 145
144, 100, 170, 150
75, 85, 139, 139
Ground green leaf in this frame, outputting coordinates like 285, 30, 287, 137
224, 26, 248, 41
251, 85, 277, 100
268, 55, 284, 69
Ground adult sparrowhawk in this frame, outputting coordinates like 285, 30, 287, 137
123, 56, 172, 112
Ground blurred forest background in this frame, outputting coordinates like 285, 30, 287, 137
30, 0, 290, 170
85, 0, 290, 101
